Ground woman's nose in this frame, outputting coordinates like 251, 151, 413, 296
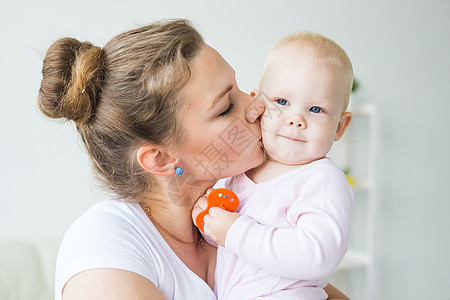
286, 113, 306, 129
245, 96, 265, 124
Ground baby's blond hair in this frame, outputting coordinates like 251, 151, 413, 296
261, 31, 353, 109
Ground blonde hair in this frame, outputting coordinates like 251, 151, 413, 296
261, 31, 354, 108
38, 19, 205, 202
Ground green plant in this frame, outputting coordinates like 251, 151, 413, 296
352, 78, 360, 93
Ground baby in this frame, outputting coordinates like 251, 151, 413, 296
194, 31, 354, 299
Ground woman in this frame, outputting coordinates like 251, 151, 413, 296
38, 19, 348, 299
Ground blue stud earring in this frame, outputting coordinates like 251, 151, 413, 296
175, 167, 184, 175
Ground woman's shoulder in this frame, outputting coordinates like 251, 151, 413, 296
66, 200, 143, 236
60, 200, 166, 255
57, 200, 162, 274
84, 200, 139, 219
56, 200, 217, 300
55, 200, 164, 297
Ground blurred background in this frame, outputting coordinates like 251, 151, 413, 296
0, 0, 449, 299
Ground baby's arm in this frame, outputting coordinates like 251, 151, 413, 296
226, 176, 352, 280
226, 206, 347, 280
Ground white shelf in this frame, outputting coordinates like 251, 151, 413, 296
330, 100, 377, 299
338, 249, 372, 271
351, 102, 376, 116
351, 178, 373, 192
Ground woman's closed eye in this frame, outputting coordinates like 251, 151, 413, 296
219, 103, 234, 117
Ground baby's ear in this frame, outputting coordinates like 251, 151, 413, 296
334, 112, 352, 141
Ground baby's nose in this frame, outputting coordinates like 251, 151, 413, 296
287, 113, 306, 129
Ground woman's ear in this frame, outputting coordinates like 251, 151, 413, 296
334, 112, 352, 141
136, 144, 178, 176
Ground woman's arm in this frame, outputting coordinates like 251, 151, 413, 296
63, 268, 166, 300
324, 283, 350, 300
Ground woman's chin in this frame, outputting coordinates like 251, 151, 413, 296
252, 142, 266, 166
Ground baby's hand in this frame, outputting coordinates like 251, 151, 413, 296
191, 188, 212, 223
203, 208, 240, 247
192, 188, 240, 247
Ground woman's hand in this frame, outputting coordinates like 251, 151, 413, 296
324, 283, 349, 300
192, 189, 240, 247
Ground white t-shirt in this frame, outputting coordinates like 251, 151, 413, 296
55, 200, 216, 300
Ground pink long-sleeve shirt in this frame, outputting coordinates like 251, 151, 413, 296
215, 158, 353, 300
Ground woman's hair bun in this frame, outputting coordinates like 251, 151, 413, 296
38, 37, 105, 125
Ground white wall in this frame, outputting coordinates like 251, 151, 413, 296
1, 1, 449, 299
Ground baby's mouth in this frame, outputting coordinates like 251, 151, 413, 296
280, 134, 305, 142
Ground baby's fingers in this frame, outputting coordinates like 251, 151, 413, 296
205, 188, 214, 197
192, 196, 208, 221
208, 206, 227, 217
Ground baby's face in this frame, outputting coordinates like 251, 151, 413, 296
260, 44, 348, 165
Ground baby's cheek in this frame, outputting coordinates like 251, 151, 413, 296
260, 116, 275, 138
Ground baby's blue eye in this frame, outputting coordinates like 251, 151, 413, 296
276, 99, 289, 106
310, 106, 323, 113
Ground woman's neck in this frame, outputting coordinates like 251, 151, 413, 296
140, 175, 217, 289
141, 175, 215, 243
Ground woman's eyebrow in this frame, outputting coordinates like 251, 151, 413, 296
208, 84, 233, 111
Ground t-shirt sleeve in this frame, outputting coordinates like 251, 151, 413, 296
55, 206, 160, 297
200, 230, 218, 248
225, 168, 353, 281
